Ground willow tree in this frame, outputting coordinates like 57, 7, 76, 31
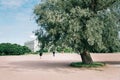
34, 0, 120, 64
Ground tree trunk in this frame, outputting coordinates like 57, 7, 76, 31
80, 51, 93, 64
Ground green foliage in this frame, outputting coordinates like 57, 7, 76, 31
22, 46, 32, 53
70, 62, 105, 68
34, 0, 120, 53
56, 46, 73, 53
0, 43, 31, 55
37, 46, 73, 53
37, 48, 48, 53
56, 46, 63, 52
63, 48, 73, 53
42, 48, 48, 52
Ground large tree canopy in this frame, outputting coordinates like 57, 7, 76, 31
34, 0, 120, 64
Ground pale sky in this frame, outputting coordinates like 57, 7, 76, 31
0, 0, 40, 45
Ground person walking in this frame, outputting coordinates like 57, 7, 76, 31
39, 52, 43, 59
53, 51, 55, 57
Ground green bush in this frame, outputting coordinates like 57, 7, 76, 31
0, 43, 31, 55
56, 47, 73, 53
56, 47, 63, 52
63, 48, 73, 53
70, 62, 105, 68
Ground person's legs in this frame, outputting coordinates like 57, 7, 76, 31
39, 53, 43, 59
53, 52, 55, 57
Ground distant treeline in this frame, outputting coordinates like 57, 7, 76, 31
0, 43, 31, 55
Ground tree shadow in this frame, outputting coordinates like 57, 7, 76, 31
8, 60, 120, 72
101, 61, 120, 65
9, 60, 75, 72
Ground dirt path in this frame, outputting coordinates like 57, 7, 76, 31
0, 53, 120, 80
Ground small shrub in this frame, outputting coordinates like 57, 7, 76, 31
70, 62, 105, 68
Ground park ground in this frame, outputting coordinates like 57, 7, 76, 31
0, 53, 120, 80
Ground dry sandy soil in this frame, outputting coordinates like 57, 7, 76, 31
0, 53, 120, 80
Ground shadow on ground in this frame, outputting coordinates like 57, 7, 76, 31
8, 60, 120, 72
8, 60, 76, 72
101, 61, 120, 65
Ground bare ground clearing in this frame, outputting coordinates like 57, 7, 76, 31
0, 53, 120, 80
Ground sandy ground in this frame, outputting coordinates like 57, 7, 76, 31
0, 53, 120, 80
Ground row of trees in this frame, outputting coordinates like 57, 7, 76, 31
34, 0, 120, 64
0, 43, 31, 55
39, 46, 73, 53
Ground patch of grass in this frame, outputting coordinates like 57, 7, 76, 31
70, 62, 105, 68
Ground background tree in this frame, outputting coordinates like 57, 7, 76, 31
34, 0, 120, 64
0, 43, 31, 55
